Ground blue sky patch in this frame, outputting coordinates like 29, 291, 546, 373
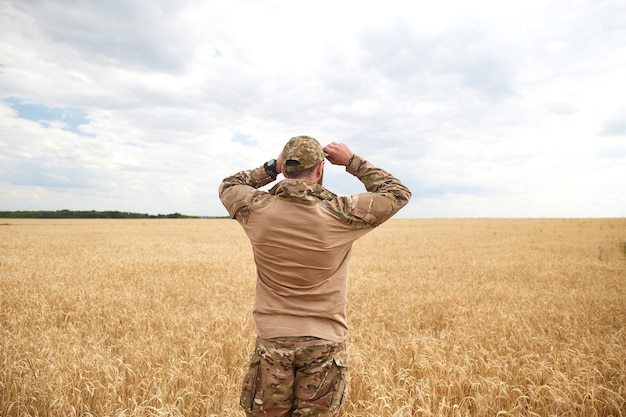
232, 131, 255, 146
4, 97, 92, 136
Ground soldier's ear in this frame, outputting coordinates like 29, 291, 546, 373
316, 161, 324, 177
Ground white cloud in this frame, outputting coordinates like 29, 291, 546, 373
1, 0, 625, 217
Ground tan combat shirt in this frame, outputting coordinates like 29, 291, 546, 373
219, 154, 411, 342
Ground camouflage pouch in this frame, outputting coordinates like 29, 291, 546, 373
329, 348, 350, 412
240, 351, 262, 413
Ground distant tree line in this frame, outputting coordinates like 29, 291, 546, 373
0, 210, 200, 219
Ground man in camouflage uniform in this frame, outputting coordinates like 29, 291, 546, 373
219, 136, 411, 416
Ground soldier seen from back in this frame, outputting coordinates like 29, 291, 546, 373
219, 135, 411, 417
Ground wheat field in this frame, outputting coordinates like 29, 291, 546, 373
1, 218, 624, 416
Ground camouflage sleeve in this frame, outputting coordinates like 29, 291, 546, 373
218, 166, 275, 220
340, 154, 412, 228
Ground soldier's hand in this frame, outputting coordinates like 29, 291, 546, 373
323, 142, 353, 166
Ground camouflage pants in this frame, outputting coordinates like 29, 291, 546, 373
240, 336, 349, 417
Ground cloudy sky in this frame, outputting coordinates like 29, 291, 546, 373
1, 0, 625, 218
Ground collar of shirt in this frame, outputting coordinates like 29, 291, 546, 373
269, 179, 336, 204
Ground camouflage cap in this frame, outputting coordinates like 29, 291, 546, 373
281, 135, 325, 173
